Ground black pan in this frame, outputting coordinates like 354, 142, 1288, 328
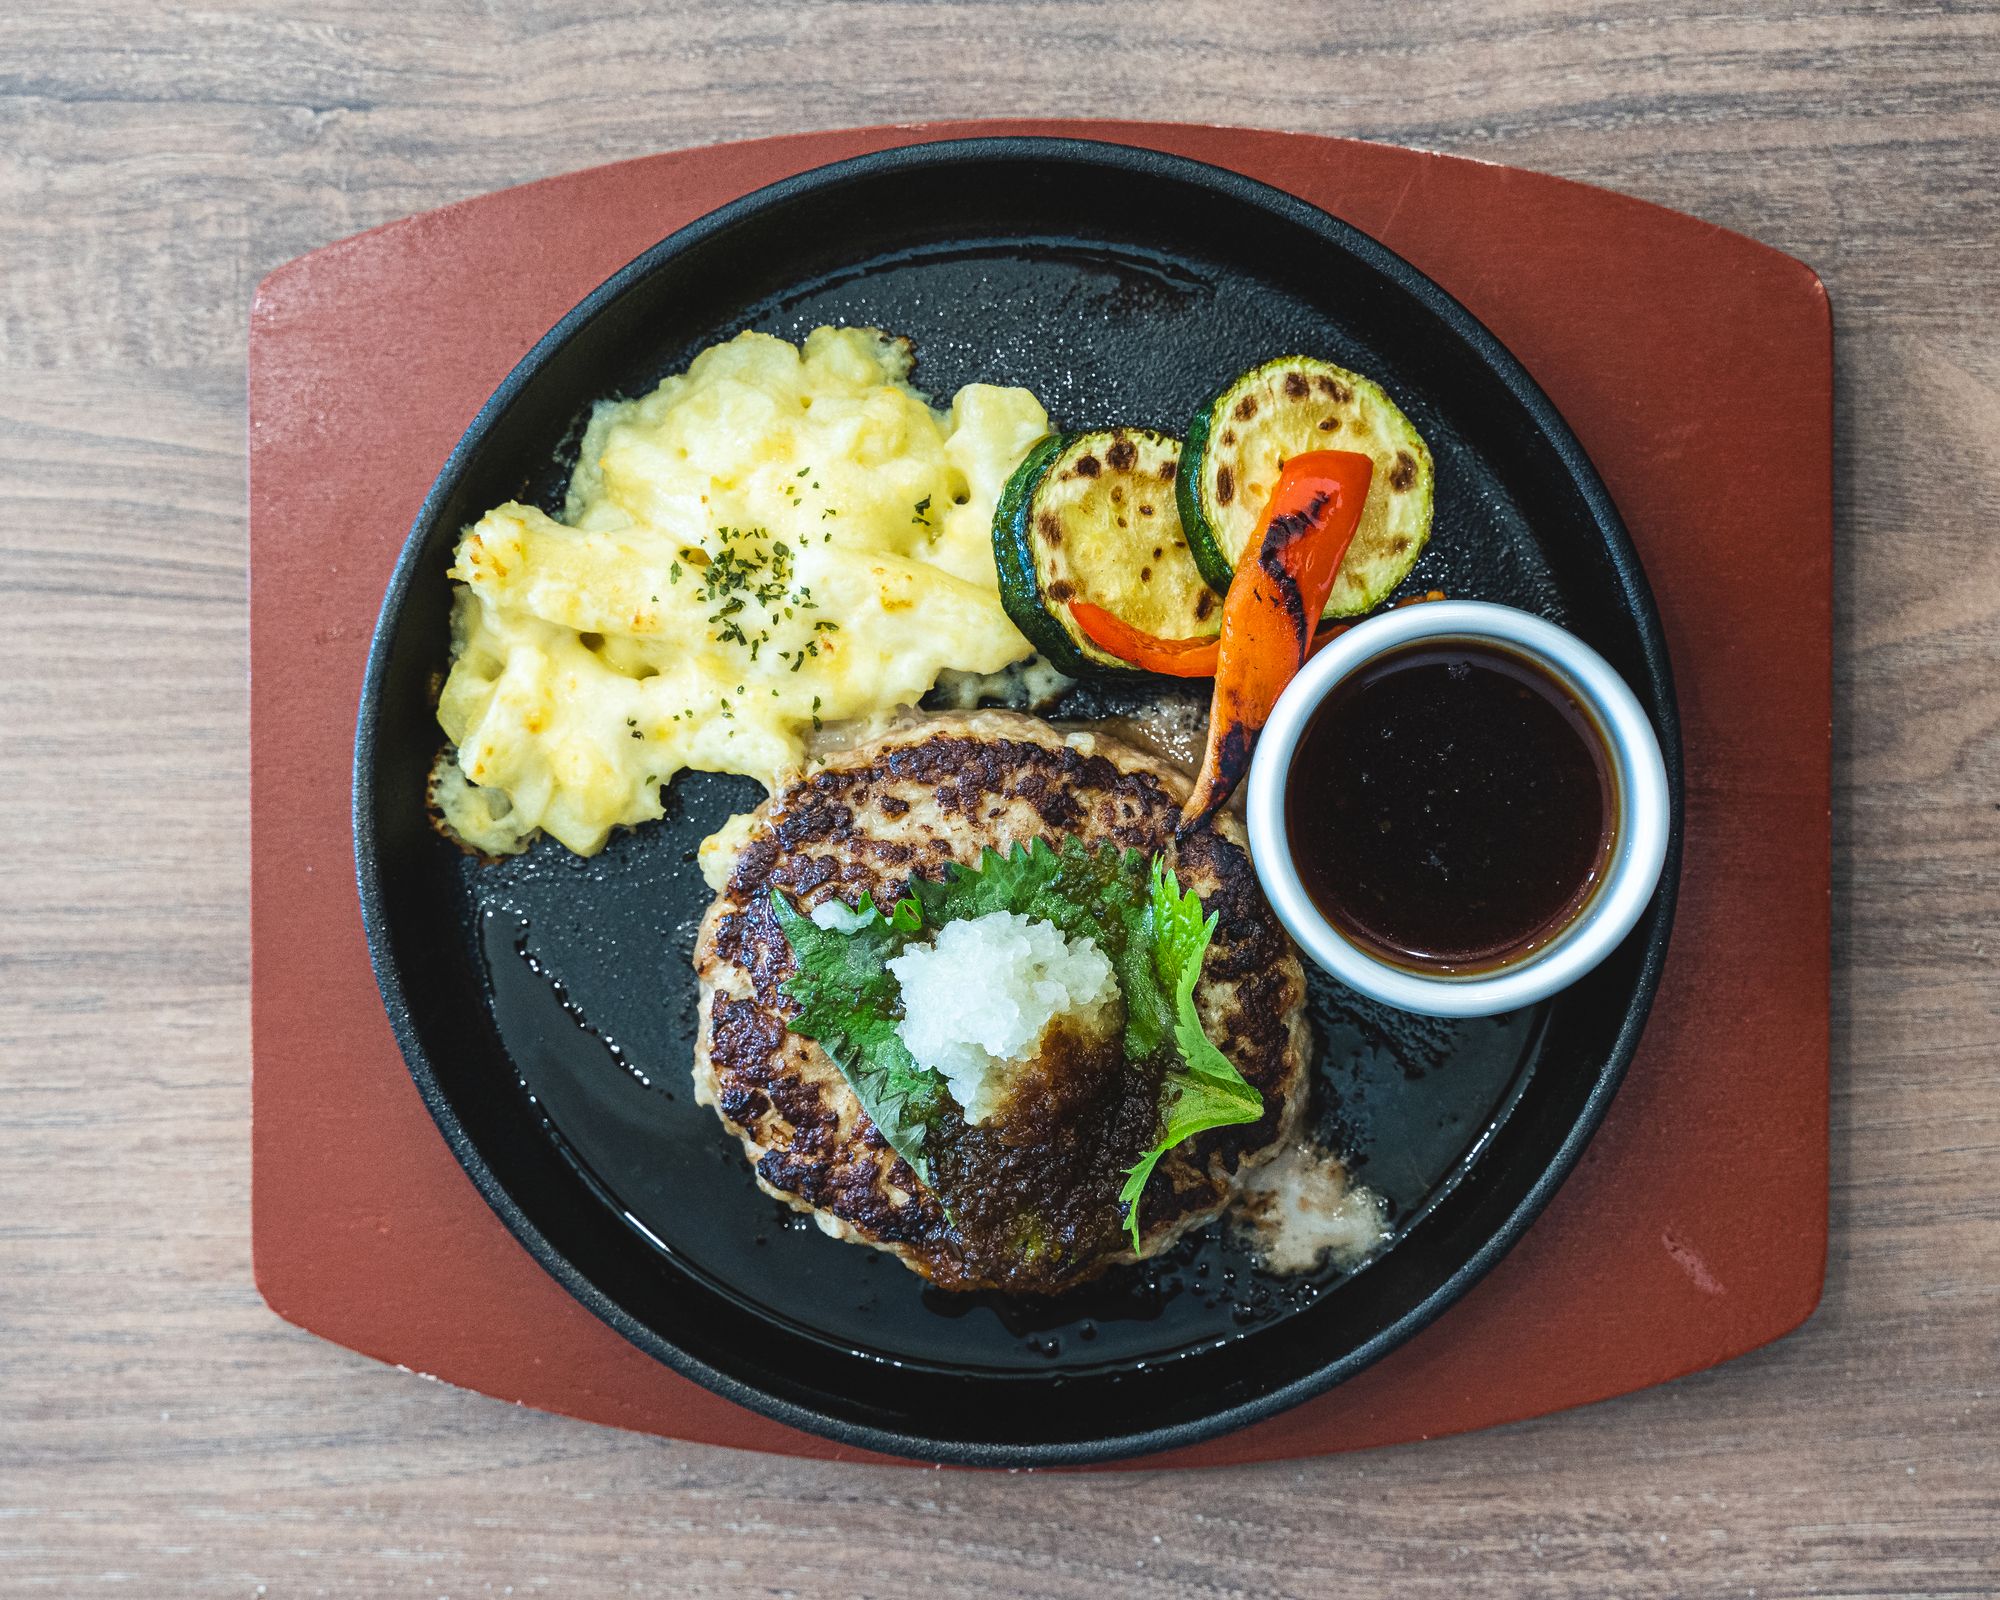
354, 138, 1682, 1465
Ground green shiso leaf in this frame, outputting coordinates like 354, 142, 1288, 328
769, 888, 942, 1181
770, 839, 1261, 1247
1116, 859, 1264, 1250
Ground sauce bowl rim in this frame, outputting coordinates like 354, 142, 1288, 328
1244, 600, 1672, 1018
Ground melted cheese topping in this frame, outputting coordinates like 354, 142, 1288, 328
434, 327, 1051, 856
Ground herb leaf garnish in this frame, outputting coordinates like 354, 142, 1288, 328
1116, 860, 1264, 1249
768, 889, 943, 1181
771, 839, 1262, 1248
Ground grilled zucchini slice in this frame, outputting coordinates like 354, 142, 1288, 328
1179, 356, 1434, 619
993, 428, 1221, 676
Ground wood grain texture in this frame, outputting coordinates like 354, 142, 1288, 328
0, 2, 1994, 1596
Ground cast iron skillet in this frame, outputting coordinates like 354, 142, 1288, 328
354, 138, 1682, 1465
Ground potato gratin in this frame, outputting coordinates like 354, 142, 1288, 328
433, 326, 1051, 856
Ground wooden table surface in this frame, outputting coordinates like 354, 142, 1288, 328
3, 3, 1995, 1595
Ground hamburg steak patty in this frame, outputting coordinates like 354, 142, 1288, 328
692, 710, 1309, 1293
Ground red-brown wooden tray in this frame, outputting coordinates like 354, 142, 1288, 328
249, 119, 1831, 1469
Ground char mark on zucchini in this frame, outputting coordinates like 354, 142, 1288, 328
1179, 355, 1434, 620
992, 428, 1222, 677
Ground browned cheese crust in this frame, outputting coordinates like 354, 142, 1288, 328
692, 710, 1309, 1292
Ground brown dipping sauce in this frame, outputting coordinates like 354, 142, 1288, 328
1285, 639, 1614, 973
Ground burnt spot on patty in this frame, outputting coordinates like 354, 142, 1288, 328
922, 1022, 1165, 1292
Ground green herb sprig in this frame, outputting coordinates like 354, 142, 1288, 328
768, 890, 944, 1180
1115, 862, 1263, 1248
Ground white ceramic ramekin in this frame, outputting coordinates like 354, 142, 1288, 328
1244, 600, 1671, 1018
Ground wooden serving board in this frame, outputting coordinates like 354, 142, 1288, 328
248, 119, 1832, 1469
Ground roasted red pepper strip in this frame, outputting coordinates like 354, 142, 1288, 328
1070, 591, 1444, 677
1067, 600, 1222, 676
1180, 450, 1374, 828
